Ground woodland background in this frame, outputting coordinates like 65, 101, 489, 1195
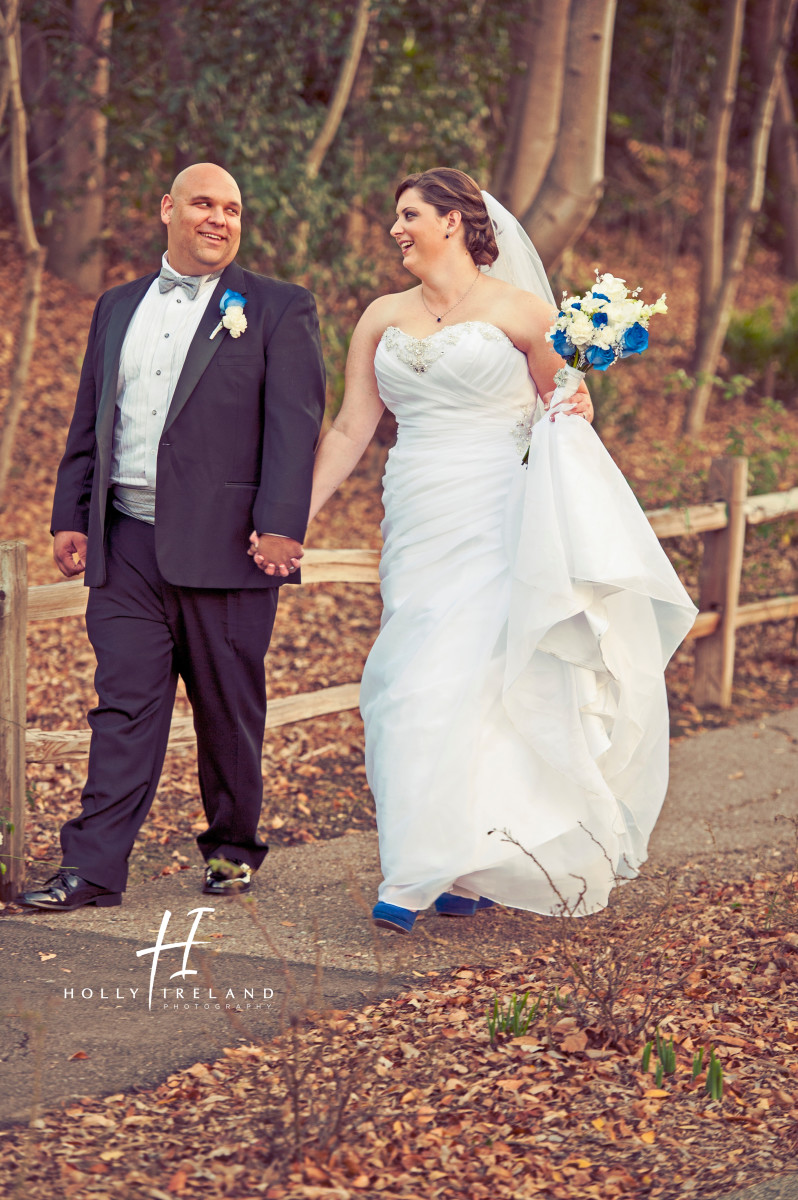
0, 0, 797, 881
1, 3, 798, 1198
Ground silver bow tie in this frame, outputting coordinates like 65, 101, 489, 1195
158, 269, 201, 300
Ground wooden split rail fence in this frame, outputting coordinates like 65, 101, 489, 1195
2, 455, 797, 899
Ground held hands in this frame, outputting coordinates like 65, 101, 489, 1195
248, 530, 303, 577
53, 531, 88, 578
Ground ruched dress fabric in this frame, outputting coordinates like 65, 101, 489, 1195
361, 321, 697, 917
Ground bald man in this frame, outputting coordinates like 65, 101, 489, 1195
20, 164, 326, 911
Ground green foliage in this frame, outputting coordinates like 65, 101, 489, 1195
486, 988, 567, 1045
23, 0, 515, 381
641, 1032, 722, 1098
96, 0, 524, 283
655, 1028, 677, 1074
609, 0, 719, 152
724, 398, 798, 497
705, 1048, 723, 1101
724, 287, 798, 405
642, 1027, 676, 1082
692, 1045, 704, 1079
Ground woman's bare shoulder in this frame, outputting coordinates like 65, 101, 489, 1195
486, 282, 557, 350
358, 288, 419, 334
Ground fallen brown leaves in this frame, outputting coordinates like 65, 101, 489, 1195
2, 232, 795, 887
1, 867, 797, 1199
1, 222, 798, 1199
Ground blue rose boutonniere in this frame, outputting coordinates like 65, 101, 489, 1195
210, 289, 247, 340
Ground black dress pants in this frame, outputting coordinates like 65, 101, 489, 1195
60, 510, 279, 891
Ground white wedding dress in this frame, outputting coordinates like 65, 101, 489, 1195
360, 321, 697, 916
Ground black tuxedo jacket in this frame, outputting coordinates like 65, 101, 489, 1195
51, 262, 326, 589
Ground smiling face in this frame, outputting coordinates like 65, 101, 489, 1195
390, 187, 458, 276
160, 163, 242, 276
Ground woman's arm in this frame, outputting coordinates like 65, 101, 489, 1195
249, 303, 386, 574
307, 305, 386, 525
505, 291, 594, 421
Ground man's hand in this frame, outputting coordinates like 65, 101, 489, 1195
247, 531, 303, 577
53, 530, 88, 578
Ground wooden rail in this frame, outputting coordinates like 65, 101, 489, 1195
2, 457, 798, 899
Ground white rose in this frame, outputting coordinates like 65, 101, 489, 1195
595, 273, 628, 302
608, 298, 639, 331
569, 311, 594, 345
222, 306, 248, 338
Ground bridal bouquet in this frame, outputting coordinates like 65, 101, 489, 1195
544, 272, 667, 418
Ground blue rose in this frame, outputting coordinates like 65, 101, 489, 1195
220, 288, 247, 313
570, 301, 582, 310
585, 344, 615, 371
592, 291, 610, 303
619, 322, 648, 358
592, 311, 608, 327
551, 329, 576, 359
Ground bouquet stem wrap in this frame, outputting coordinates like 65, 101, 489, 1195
548, 364, 586, 419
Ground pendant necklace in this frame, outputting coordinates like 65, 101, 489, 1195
421, 270, 481, 323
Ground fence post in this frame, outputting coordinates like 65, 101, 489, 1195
693, 456, 748, 708
0, 541, 27, 900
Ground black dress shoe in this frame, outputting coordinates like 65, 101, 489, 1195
202, 860, 253, 896
18, 870, 122, 911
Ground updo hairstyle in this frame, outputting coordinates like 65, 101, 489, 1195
394, 168, 499, 267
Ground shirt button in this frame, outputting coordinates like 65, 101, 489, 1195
164, 332, 170, 338
176, 298, 182, 304
151, 409, 157, 416
155, 370, 161, 376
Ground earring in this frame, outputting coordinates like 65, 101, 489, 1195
445, 233, 449, 239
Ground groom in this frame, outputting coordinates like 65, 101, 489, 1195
20, 163, 326, 911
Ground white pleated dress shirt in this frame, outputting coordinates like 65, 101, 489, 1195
110, 254, 221, 523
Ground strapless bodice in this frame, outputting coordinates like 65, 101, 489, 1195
374, 321, 540, 452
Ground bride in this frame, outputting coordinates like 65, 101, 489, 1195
253, 167, 697, 934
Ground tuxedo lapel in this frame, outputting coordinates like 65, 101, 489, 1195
163, 263, 249, 434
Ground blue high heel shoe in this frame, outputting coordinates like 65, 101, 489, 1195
372, 901, 416, 933
434, 893, 495, 917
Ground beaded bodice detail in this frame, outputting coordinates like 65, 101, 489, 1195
374, 318, 540, 453
380, 322, 511, 374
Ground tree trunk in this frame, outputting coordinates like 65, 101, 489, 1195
685, 0, 798, 436
0, 0, 46, 508
294, 0, 372, 268
346, 27, 377, 252
306, 0, 371, 181
46, 0, 111, 296
696, 0, 746, 351
750, 0, 798, 279
518, 0, 618, 271
492, 0, 572, 219
771, 74, 798, 279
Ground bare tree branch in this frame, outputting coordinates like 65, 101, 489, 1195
306, 0, 371, 181
685, 0, 798, 435
696, 0, 746, 349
